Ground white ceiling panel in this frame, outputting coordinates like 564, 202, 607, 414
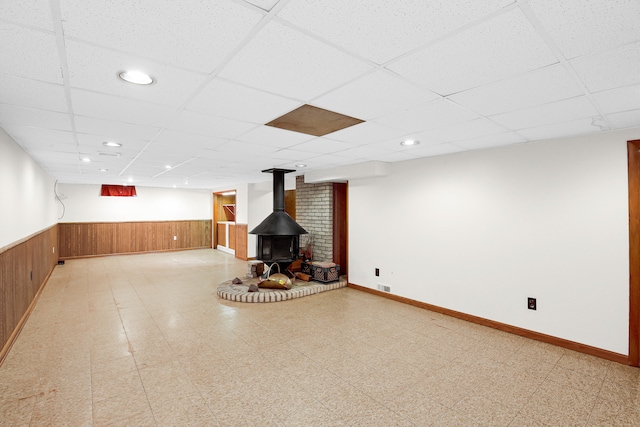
388, 7, 557, 95
186, 79, 301, 124
402, 142, 467, 159
65, 41, 209, 108
244, 0, 280, 12
374, 99, 480, 133
71, 89, 176, 128
489, 96, 599, 130
313, 70, 439, 120
325, 121, 409, 145
74, 116, 160, 141
0, 105, 72, 131
518, 117, 600, 141
236, 126, 313, 148
449, 64, 583, 116
59, 0, 263, 73
0, 75, 67, 113
277, 0, 514, 64
2, 2, 639, 188
2, 125, 76, 147
0, 24, 62, 84
528, 0, 640, 59
570, 41, 640, 93
153, 129, 227, 151
606, 109, 640, 129
592, 84, 640, 115
0, 0, 53, 30
288, 138, 355, 155
418, 118, 508, 143
453, 131, 527, 150
218, 20, 373, 100
166, 110, 257, 139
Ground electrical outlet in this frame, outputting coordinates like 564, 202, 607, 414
52, 246, 55, 253
375, 268, 379, 276
378, 284, 391, 292
528, 297, 537, 310
174, 236, 177, 240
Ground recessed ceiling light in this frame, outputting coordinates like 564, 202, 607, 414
295, 164, 307, 168
165, 165, 172, 169
400, 139, 420, 146
118, 70, 155, 85
103, 141, 122, 147
99, 168, 108, 172
81, 157, 91, 162
127, 177, 133, 183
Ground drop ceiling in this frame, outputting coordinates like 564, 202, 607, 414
0, 0, 638, 189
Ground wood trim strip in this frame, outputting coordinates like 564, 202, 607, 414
348, 282, 629, 365
0, 265, 54, 366
628, 139, 640, 367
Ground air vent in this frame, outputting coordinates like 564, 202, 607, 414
98, 151, 121, 157
377, 284, 391, 293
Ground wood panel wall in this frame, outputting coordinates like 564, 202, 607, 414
58, 220, 211, 259
235, 224, 248, 260
0, 225, 58, 364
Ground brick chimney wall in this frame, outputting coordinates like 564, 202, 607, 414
295, 175, 333, 262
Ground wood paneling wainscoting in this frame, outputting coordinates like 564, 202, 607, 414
348, 282, 629, 365
58, 220, 212, 259
0, 225, 58, 365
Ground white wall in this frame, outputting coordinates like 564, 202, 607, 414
349, 128, 639, 355
0, 128, 57, 248
57, 184, 212, 222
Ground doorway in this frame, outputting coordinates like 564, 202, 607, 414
213, 190, 236, 255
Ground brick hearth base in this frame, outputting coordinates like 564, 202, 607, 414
217, 277, 347, 303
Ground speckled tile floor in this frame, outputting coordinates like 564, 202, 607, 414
1, 249, 640, 426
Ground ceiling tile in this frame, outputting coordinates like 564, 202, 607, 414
313, 70, 439, 120
75, 133, 150, 154
528, 0, 640, 59
236, 126, 313, 148
74, 116, 160, 141
153, 129, 227, 150
0, 75, 67, 113
218, 20, 373, 100
325, 121, 409, 144
216, 140, 281, 156
448, 64, 583, 116
2, 125, 76, 147
243, 0, 280, 12
592, 84, 640, 115
186, 79, 301, 124
0, 0, 53, 30
65, 41, 209, 108
402, 142, 467, 159
71, 89, 176, 128
606, 109, 640, 129
271, 148, 315, 162
517, 117, 600, 141
374, 99, 480, 133
489, 96, 599, 130
453, 131, 527, 150
417, 118, 508, 143
287, 138, 355, 155
388, 7, 557, 95
277, 0, 514, 64
0, 104, 72, 131
166, 110, 257, 139
59, 0, 263, 73
570, 41, 640, 93
0, 24, 62, 83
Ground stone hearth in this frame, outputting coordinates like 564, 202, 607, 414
217, 277, 347, 303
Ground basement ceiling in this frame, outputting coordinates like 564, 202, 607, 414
0, 0, 638, 189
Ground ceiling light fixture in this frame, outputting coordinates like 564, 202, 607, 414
400, 139, 419, 146
295, 164, 307, 168
165, 165, 172, 169
103, 141, 122, 147
118, 70, 155, 85
81, 157, 91, 162
99, 168, 108, 172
